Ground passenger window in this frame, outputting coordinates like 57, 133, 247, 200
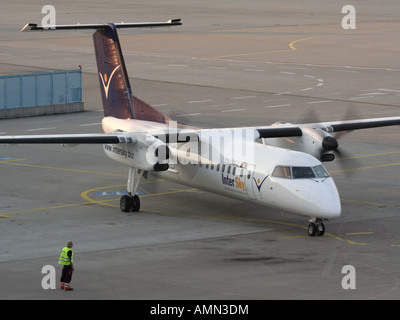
222, 164, 225, 173
227, 166, 231, 174
216, 164, 220, 172
272, 166, 291, 179
232, 167, 236, 175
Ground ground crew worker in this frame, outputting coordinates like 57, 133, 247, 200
58, 240, 74, 291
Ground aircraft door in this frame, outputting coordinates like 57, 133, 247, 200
243, 164, 257, 200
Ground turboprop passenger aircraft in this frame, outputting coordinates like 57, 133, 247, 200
1, 20, 400, 237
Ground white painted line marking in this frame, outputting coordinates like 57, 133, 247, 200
244, 69, 265, 72
80, 123, 101, 127
221, 108, 247, 113
25, 127, 56, 132
27, 120, 63, 125
378, 88, 400, 93
230, 96, 256, 100
266, 104, 291, 109
350, 96, 374, 100
207, 66, 227, 70
188, 99, 212, 104
308, 100, 332, 104
274, 92, 291, 95
207, 103, 237, 108
360, 92, 387, 96
177, 113, 201, 117
301, 87, 313, 91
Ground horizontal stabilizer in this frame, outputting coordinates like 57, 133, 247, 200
21, 19, 181, 32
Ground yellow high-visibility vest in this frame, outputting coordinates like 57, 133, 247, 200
58, 247, 74, 265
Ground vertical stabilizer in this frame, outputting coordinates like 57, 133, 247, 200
93, 24, 134, 119
22, 20, 182, 122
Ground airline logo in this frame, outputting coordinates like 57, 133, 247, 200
222, 174, 245, 192
253, 175, 269, 192
99, 65, 121, 99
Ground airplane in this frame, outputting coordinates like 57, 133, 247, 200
1, 19, 399, 237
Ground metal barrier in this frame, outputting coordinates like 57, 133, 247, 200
0, 69, 82, 109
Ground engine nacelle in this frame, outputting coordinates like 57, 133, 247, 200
103, 133, 170, 172
266, 122, 336, 162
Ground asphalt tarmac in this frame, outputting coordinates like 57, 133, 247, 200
0, 0, 399, 301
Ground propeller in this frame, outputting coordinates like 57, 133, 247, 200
321, 134, 361, 178
300, 107, 362, 178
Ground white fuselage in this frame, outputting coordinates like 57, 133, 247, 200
102, 117, 341, 220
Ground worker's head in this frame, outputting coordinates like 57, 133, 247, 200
67, 240, 73, 248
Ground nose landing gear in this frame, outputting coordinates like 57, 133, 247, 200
308, 218, 325, 237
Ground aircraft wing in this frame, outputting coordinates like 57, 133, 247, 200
1, 117, 399, 144
0, 133, 136, 144
316, 117, 400, 133
255, 116, 400, 138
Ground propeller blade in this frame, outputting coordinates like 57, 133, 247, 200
333, 148, 362, 179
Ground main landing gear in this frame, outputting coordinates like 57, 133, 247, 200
120, 167, 144, 213
308, 218, 325, 237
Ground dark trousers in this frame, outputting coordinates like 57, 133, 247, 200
60, 265, 73, 284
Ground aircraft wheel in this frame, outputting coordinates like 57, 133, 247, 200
131, 195, 140, 212
316, 223, 325, 237
308, 223, 317, 237
120, 195, 132, 212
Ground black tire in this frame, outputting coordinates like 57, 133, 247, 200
131, 195, 140, 212
316, 223, 325, 237
120, 195, 132, 212
308, 223, 317, 237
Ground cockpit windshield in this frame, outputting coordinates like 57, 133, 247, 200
292, 167, 315, 179
272, 165, 330, 179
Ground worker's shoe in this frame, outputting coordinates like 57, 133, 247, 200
64, 284, 74, 291
60, 282, 65, 289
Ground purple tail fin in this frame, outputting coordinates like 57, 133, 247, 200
22, 19, 181, 122
93, 23, 170, 123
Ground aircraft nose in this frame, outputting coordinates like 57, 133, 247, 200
308, 179, 341, 219
319, 193, 341, 219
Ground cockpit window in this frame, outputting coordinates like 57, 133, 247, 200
292, 167, 315, 179
272, 166, 292, 179
313, 165, 330, 178
272, 165, 330, 180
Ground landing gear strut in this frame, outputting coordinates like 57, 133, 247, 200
308, 218, 325, 237
120, 167, 144, 212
